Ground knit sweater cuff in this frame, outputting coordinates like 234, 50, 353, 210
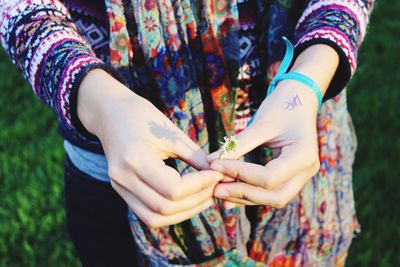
0, 1, 123, 138
294, 36, 352, 101
68, 62, 125, 139
294, 0, 373, 100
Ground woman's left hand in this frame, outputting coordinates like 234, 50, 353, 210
207, 80, 321, 209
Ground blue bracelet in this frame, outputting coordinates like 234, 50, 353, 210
247, 37, 322, 126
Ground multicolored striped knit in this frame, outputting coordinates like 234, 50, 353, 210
0, 0, 374, 265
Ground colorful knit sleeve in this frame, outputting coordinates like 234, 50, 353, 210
0, 0, 116, 135
294, 0, 375, 100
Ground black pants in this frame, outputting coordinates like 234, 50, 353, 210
64, 157, 138, 267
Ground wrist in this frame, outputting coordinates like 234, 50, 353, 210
77, 68, 136, 137
290, 44, 339, 97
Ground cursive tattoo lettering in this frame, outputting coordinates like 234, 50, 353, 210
282, 94, 302, 111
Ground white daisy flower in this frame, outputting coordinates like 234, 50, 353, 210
219, 135, 239, 159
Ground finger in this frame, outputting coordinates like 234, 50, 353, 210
113, 182, 213, 228
210, 143, 318, 189
112, 172, 217, 216
207, 123, 275, 162
167, 127, 210, 171
221, 176, 236, 183
213, 174, 307, 208
132, 156, 222, 200
179, 170, 223, 198
211, 160, 267, 186
147, 117, 210, 170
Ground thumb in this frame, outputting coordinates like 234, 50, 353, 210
207, 123, 274, 163
148, 113, 210, 170
168, 129, 210, 171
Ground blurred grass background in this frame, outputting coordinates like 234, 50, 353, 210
0, 1, 399, 266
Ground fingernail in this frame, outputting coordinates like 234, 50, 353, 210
214, 189, 229, 198
211, 161, 224, 172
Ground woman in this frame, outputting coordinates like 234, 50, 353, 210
0, 0, 374, 265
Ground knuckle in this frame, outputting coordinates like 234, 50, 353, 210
312, 160, 321, 174
229, 166, 240, 180
238, 161, 250, 178
260, 173, 274, 189
155, 202, 174, 216
228, 188, 244, 199
109, 180, 119, 191
142, 216, 161, 229
299, 148, 318, 168
302, 154, 317, 168
121, 148, 145, 168
273, 202, 286, 209
239, 191, 247, 201
108, 165, 124, 180
261, 178, 273, 189
273, 196, 288, 209
225, 161, 245, 180
164, 187, 183, 201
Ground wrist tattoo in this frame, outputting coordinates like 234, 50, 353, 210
282, 94, 302, 111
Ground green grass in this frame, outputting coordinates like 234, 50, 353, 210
0, 1, 399, 266
0, 45, 80, 266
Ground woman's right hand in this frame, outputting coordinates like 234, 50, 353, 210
77, 69, 222, 228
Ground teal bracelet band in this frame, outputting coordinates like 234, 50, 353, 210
269, 72, 323, 110
267, 37, 322, 110
247, 37, 322, 126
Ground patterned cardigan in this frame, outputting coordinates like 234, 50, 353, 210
0, 0, 374, 153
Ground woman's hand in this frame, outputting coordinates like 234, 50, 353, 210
208, 82, 320, 208
207, 44, 339, 209
77, 69, 223, 228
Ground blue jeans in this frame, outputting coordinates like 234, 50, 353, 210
64, 156, 139, 267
